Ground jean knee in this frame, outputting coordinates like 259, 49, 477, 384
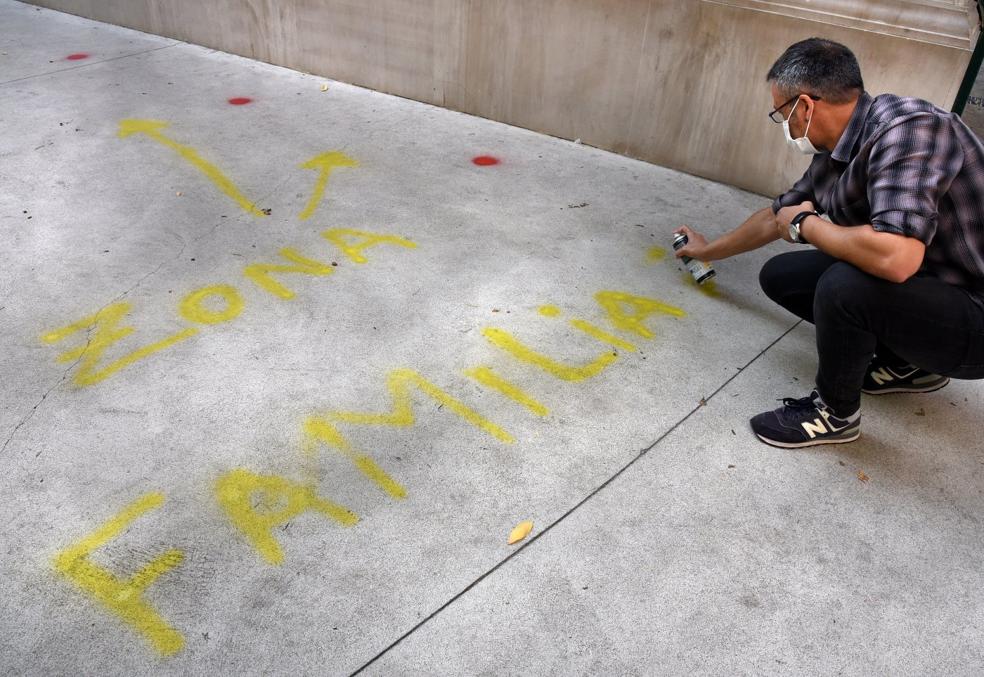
814, 262, 872, 319
759, 253, 797, 304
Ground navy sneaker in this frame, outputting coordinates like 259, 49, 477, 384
862, 361, 949, 395
750, 390, 860, 449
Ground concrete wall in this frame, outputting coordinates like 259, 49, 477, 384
22, 0, 980, 197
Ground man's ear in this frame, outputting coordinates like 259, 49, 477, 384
801, 95, 815, 122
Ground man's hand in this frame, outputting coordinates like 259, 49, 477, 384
670, 207, 782, 263
672, 226, 711, 260
774, 201, 926, 282
775, 201, 816, 242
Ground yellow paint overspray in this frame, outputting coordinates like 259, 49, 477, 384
41, 302, 198, 387
681, 272, 721, 297
647, 246, 667, 261
178, 284, 245, 325
302, 418, 408, 499
464, 366, 549, 417
298, 152, 359, 221
570, 320, 638, 352
118, 119, 266, 217
322, 228, 417, 264
303, 369, 515, 498
594, 290, 686, 340
538, 305, 636, 352
214, 469, 357, 565
243, 248, 335, 299
52, 492, 185, 657
326, 369, 515, 443
481, 327, 618, 381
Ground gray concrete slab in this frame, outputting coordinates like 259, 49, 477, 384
1, 2, 982, 675
367, 324, 984, 675
0, 1, 175, 84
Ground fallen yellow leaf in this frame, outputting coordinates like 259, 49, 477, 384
320, 83, 329, 92
508, 520, 533, 545
858, 471, 870, 483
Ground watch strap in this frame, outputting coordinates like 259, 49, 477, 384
791, 210, 818, 226
790, 210, 818, 244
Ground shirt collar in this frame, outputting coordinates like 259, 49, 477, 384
830, 92, 872, 162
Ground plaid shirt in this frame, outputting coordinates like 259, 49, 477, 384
774, 92, 984, 302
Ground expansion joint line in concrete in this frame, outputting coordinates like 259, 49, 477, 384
0, 42, 179, 88
113, 234, 188, 303
349, 320, 804, 676
191, 173, 293, 243
0, 337, 86, 458
1, 234, 188, 459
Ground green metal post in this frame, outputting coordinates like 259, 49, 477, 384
953, 0, 984, 114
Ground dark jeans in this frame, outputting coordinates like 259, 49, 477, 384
759, 250, 984, 415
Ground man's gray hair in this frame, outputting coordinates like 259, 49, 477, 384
767, 38, 864, 104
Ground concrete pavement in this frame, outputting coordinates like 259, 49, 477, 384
2, 2, 983, 674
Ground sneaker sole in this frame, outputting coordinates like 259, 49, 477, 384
755, 430, 861, 449
862, 378, 949, 395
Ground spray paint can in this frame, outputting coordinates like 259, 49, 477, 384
672, 233, 716, 285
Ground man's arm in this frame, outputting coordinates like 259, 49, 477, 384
791, 112, 957, 284
675, 206, 781, 261
791, 212, 925, 283
676, 156, 819, 261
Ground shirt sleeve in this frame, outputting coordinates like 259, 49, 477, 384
866, 113, 963, 245
772, 168, 817, 214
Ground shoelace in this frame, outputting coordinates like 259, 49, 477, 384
780, 395, 818, 410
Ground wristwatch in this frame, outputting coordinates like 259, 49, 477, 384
789, 210, 818, 244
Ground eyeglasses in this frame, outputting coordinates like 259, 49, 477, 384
768, 94, 821, 123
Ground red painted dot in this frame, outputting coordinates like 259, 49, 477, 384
472, 155, 500, 166
65, 53, 90, 61
228, 97, 253, 105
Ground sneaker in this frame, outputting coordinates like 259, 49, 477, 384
750, 390, 861, 449
861, 362, 949, 395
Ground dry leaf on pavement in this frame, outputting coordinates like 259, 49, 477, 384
508, 520, 533, 545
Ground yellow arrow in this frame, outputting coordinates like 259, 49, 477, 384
118, 119, 266, 217
298, 151, 359, 220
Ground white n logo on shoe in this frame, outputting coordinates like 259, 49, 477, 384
871, 366, 918, 385
870, 367, 893, 386
801, 409, 850, 439
801, 419, 828, 439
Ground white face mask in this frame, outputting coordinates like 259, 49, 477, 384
782, 97, 822, 155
